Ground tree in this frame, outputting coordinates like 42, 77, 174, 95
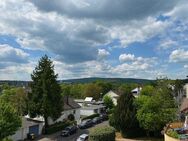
28, 55, 63, 132
103, 95, 114, 109
140, 85, 155, 96
135, 84, 177, 136
0, 87, 28, 115
83, 83, 102, 100
0, 99, 21, 140
110, 92, 140, 137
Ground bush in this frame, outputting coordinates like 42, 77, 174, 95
166, 130, 179, 139
82, 113, 99, 121
45, 120, 73, 134
2, 138, 13, 141
89, 125, 115, 141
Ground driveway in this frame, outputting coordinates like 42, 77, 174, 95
36, 121, 109, 141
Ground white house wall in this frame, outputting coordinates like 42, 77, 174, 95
80, 109, 95, 116
48, 108, 81, 125
10, 121, 43, 141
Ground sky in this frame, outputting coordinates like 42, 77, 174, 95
0, 0, 188, 80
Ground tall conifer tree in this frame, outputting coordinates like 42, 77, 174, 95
29, 55, 63, 131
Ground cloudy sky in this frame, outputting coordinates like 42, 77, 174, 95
0, 0, 188, 80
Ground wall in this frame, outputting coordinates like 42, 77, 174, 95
10, 120, 44, 141
80, 109, 95, 116
184, 83, 188, 98
48, 108, 81, 125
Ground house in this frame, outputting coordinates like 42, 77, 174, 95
131, 87, 142, 97
10, 117, 44, 141
48, 96, 81, 125
184, 83, 188, 98
80, 105, 106, 116
103, 90, 119, 105
75, 97, 104, 107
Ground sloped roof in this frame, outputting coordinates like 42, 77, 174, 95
180, 98, 188, 112
63, 96, 81, 111
105, 90, 119, 97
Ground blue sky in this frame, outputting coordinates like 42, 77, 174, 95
0, 0, 188, 80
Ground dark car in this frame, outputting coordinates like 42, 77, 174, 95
61, 125, 77, 137
100, 114, 108, 121
79, 119, 93, 129
92, 117, 102, 124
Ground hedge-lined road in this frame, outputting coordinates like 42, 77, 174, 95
37, 121, 109, 141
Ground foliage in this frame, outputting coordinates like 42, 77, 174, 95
0, 99, 22, 140
28, 55, 63, 131
83, 83, 102, 100
0, 87, 28, 115
135, 82, 177, 136
166, 130, 179, 139
103, 95, 114, 109
45, 121, 72, 134
118, 83, 138, 94
140, 85, 155, 96
89, 125, 115, 141
110, 92, 140, 137
68, 114, 75, 121
2, 138, 13, 141
82, 113, 99, 121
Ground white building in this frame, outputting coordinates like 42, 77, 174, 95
48, 96, 81, 125
10, 117, 44, 141
184, 83, 188, 98
103, 90, 119, 105
131, 87, 142, 97
80, 105, 106, 116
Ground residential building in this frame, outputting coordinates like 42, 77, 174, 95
10, 117, 44, 141
80, 105, 106, 116
48, 96, 81, 125
131, 87, 142, 97
103, 90, 119, 105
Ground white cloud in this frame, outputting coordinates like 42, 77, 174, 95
98, 49, 110, 59
158, 39, 177, 50
169, 49, 188, 62
119, 54, 135, 62
0, 44, 29, 63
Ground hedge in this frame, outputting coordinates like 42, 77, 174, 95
45, 120, 73, 134
89, 125, 115, 141
166, 130, 179, 139
82, 113, 99, 121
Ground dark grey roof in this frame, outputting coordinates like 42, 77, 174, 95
63, 96, 81, 111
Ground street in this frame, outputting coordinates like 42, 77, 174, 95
36, 121, 109, 141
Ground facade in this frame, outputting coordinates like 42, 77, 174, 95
103, 90, 119, 105
80, 105, 106, 116
184, 83, 188, 98
10, 117, 44, 141
131, 87, 142, 97
48, 96, 81, 125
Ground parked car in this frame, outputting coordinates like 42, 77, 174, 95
61, 125, 77, 137
100, 114, 108, 121
76, 134, 89, 141
79, 119, 93, 129
92, 117, 102, 124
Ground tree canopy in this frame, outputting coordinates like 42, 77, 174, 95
0, 99, 21, 140
28, 55, 63, 130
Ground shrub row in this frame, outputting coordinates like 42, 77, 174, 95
89, 125, 115, 141
82, 113, 99, 121
45, 120, 73, 134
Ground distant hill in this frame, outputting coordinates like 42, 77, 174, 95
60, 77, 154, 84
0, 80, 31, 87
0, 77, 155, 87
